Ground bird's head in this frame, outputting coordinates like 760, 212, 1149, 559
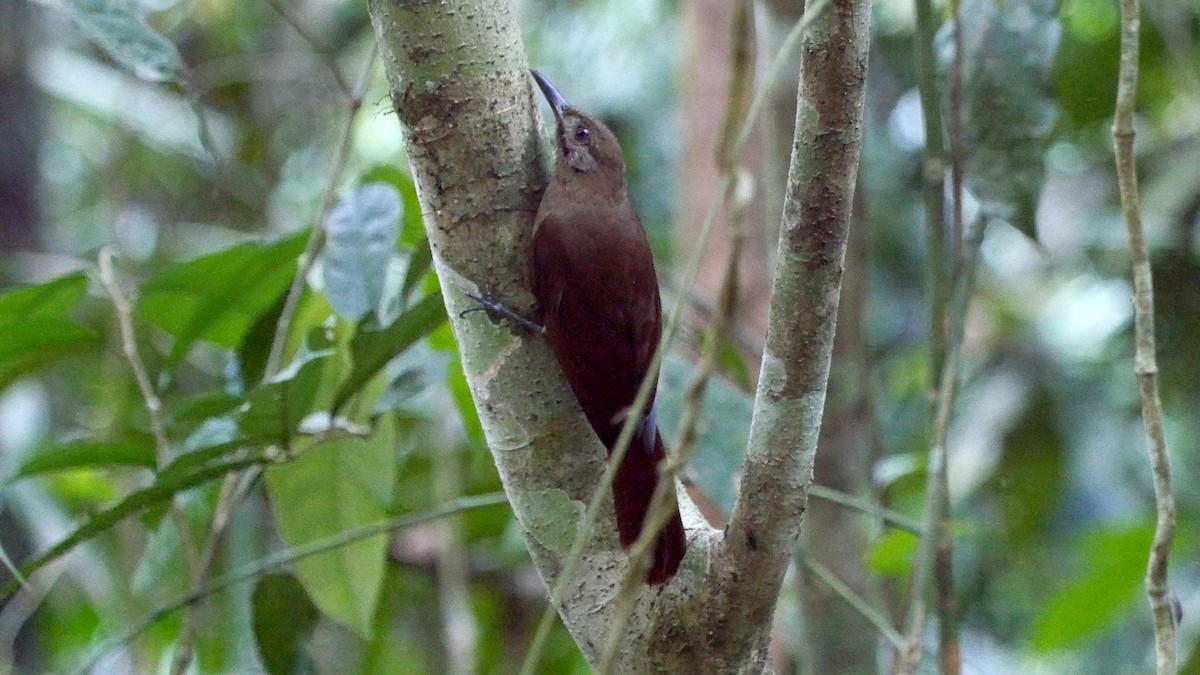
531, 70, 626, 178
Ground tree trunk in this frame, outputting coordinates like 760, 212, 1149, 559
0, 0, 43, 279
367, 0, 870, 669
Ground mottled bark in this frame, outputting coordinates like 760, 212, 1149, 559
800, 175, 883, 673
366, 0, 694, 667
718, 0, 871, 664
367, 0, 870, 669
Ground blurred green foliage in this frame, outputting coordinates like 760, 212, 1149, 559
0, 0, 1197, 672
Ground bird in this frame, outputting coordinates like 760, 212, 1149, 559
526, 69, 686, 584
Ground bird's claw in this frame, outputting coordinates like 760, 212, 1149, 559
461, 288, 545, 336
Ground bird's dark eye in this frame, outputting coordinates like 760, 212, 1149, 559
574, 126, 591, 143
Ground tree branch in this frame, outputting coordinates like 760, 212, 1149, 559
368, 0, 870, 669
713, 0, 870, 662
366, 0, 644, 666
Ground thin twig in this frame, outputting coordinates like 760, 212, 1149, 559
518, 4, 832, 671
1113, 0, 1178, 669
896, 0, 952, 667
733, 0, 832, 158
911, 0, 950, 378
894, 216, 986, 675
97, 249, 172, 474
935, 4, 967, 673
96, 250, 200, 573
809, 486, 922, 535
0, 547, 25, 591
804, 556, 905, 650
675, 0, 755, 461
673, 174, 749, 469
70, 493, 508, 675
264, 43, 378, 377
599, 11, 757, 663
264, 0, 355, 99
99, 248, 206, 675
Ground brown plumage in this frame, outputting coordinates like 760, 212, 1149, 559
529, 70, 686, 585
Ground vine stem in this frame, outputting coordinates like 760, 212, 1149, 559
1112, 0, 1178, 669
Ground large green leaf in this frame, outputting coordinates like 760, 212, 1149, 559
322, 184, 403, 323
0, 274, 100, 390
938, 0, 1061, 238
0, 319, 101, 391
264, 415, 398, 637
61, 0, 184, 82
138, 234, 306, 370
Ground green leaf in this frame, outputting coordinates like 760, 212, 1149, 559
11, 434, 157, 481
264, 416, 398, 637
171, 391, 243, 427
938, 0, 1061, 238
322, 184, 403, 323
0, 319, 101, 391
360, 165, 433, 299
138, 234, 306, 370
253, 573, 319, 675
159, 439, 252, 482
236, 292, 288, 391
361, 568, 436, 673
0, 273, 89, 323
237, 340, 333, 445
867, 529, 919, 577
1030, 523, 1153, 651
5, 457, 259, 598
0, 274, 100, 389
62, 0, 184, 82
331, 293, 447, 414
656, 353, 752, 514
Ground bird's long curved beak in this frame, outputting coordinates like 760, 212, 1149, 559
530, 69, 568, 129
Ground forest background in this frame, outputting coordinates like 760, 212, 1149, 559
0, 0, 1197, 672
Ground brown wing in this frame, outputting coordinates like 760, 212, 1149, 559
530, 203, 662, 448
531, 198, 685, 584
